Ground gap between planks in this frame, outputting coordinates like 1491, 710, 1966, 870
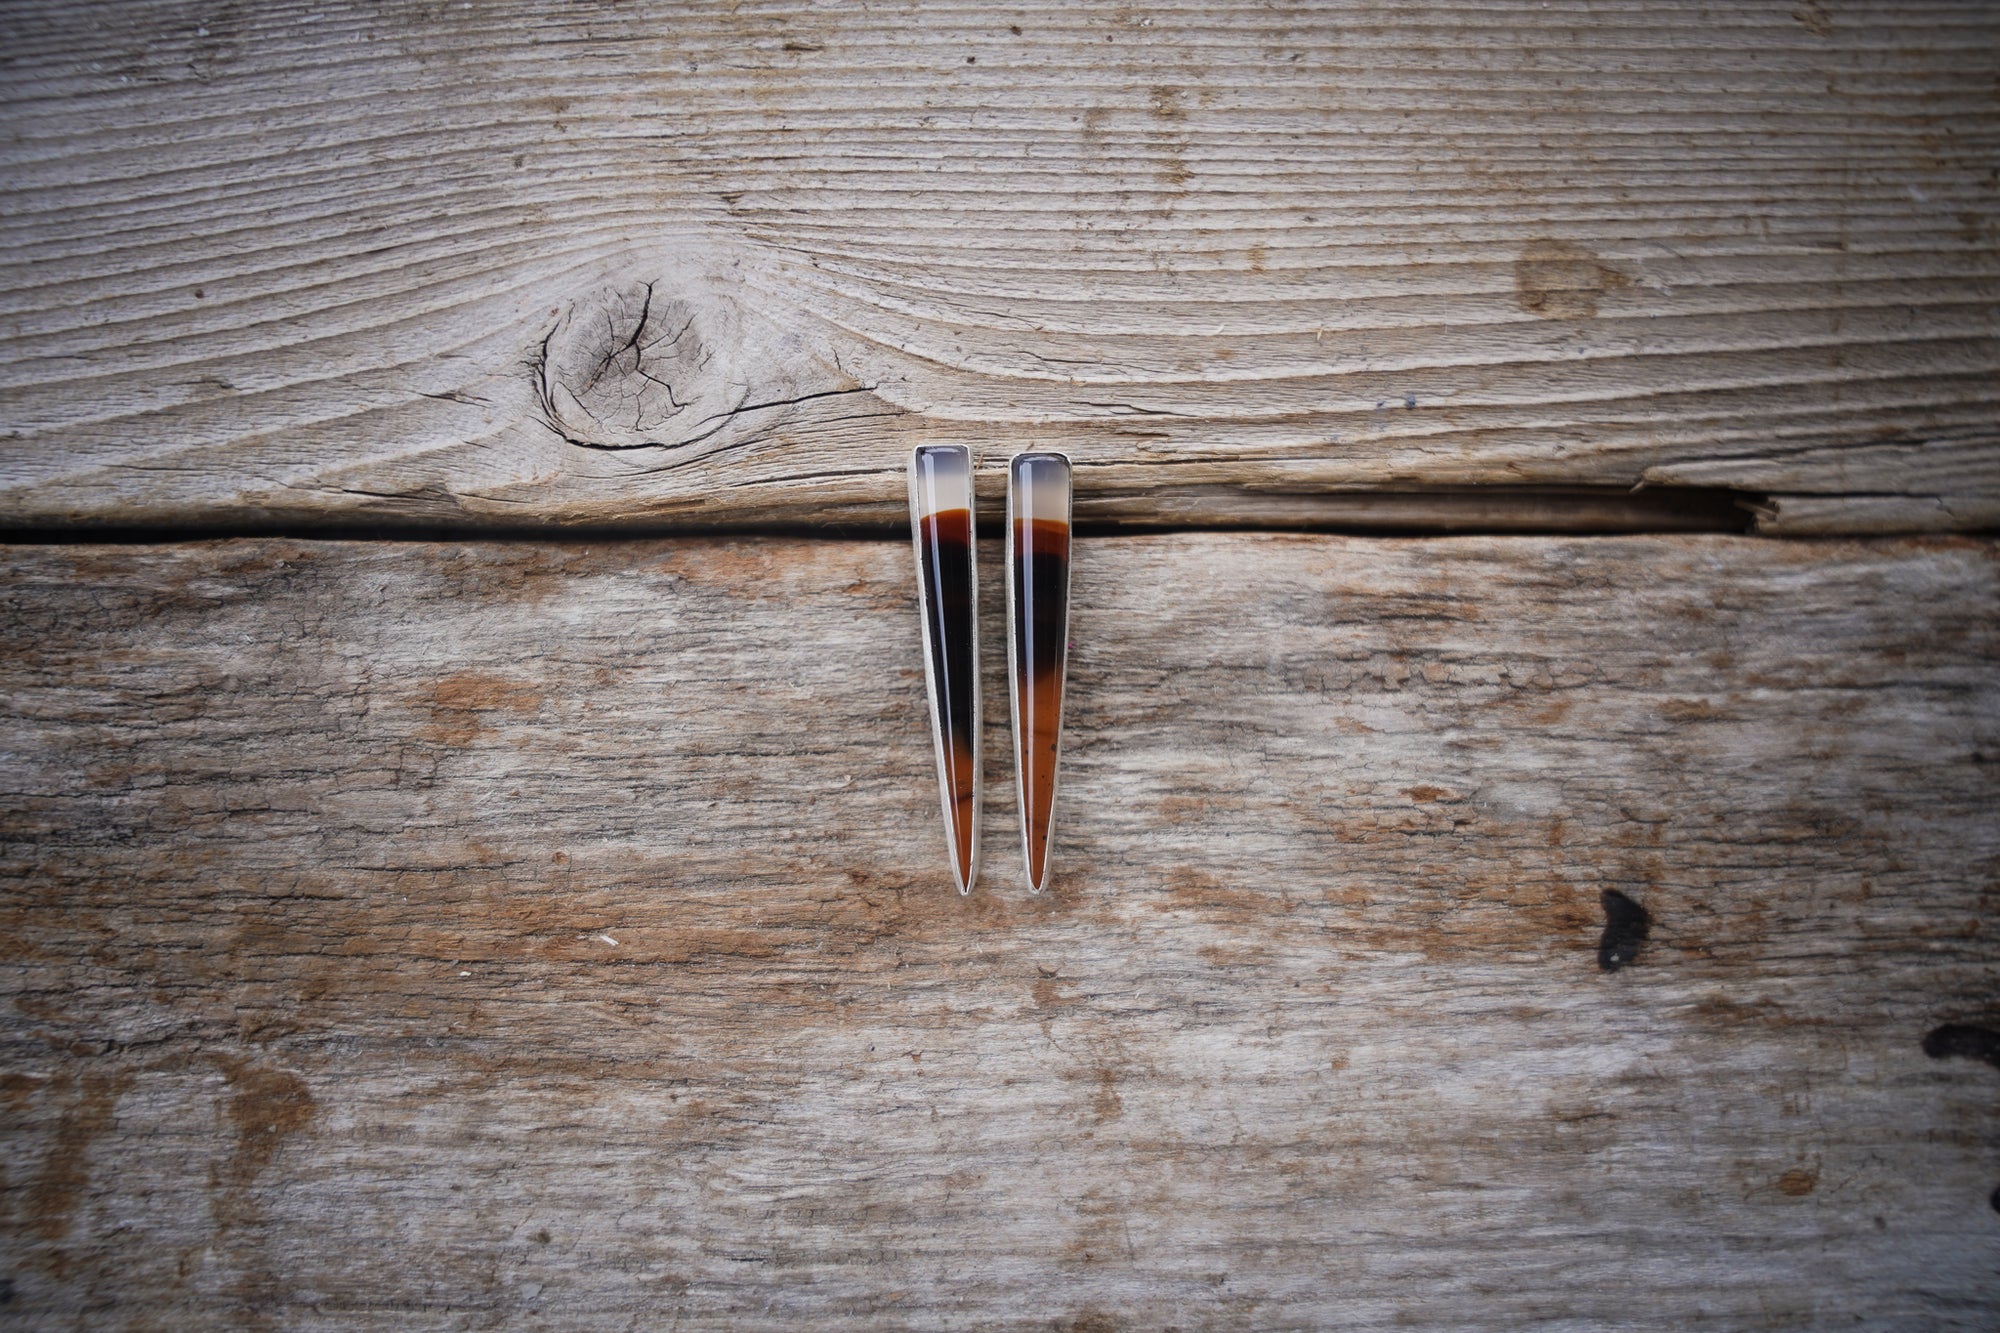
0, 483, 1760, 543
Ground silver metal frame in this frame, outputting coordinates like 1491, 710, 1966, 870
1004, 450, 1073, 894
907, 445, 981, 894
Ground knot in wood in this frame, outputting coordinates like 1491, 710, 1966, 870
1513, 239, 1633, 321
535, 281, 741, 450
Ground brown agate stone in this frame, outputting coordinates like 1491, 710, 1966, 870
1008, 452, 1072, 891
909, 445, 980, 892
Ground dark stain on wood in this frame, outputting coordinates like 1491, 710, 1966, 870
1598, 889, 1651, 972
1922, 1023, 2000, 1069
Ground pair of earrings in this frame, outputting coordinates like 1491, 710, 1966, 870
908, 445, 1073, 895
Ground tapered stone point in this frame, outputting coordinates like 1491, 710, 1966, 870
909, 445, 981, 893
1008, 451, 1072, 895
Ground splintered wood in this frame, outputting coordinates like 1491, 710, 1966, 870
2, 535, 1995, 1328
0, 1, 1997, 532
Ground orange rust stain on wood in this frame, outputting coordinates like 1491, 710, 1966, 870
830, 873, 1057, 940
1159, 867, 1286, 922
1156, 794, 1211, 827
198, 1058, 318, 1327
0, 1071, 40, 1111
24, 1069, 132, 1257
1198, 942, 1274, 969
1331, 865, 1598, 964
653, 541, 851, 600
652, 928, 787, 965
1033, 975, 1082, 1009
421, 671, 543, 744
1089, 1066, 1123, 1124
1514, 239, 1633, 320
1776, 1166, 1820, 1196
216, 1059, 316, 1204
431, 671, 543, 714
1687, 993, 1798, 1030
0, 922, 47, 964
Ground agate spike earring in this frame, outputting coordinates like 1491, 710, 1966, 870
908, 445, 981, 894
1006, 451, 1073, 894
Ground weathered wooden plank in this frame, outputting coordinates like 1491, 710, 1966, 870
2, 533, 1995, 1328
2, 1, 1997, 533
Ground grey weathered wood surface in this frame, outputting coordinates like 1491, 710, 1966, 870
3, 534, 1996, 1328
3, 1, 1999, 534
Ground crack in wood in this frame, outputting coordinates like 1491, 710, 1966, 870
0, 484, 1763, 544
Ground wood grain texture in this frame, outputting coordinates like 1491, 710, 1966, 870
2, 533, 1996, 1328
2, 0, 1998, 534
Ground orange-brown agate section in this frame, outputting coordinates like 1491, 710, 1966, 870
1012, 512, 1069, 887
918, 504, 977, 882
